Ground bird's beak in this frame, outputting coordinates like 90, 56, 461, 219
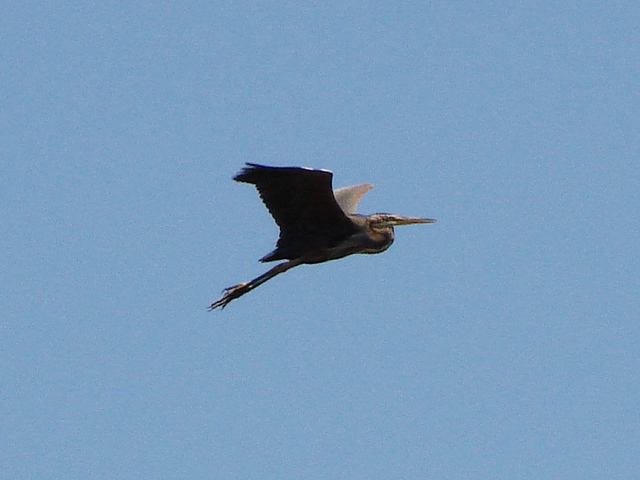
388, 216, 436, 226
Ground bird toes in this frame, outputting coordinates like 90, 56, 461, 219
209, 282, 251, 311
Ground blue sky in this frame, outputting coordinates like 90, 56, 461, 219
2, 2, 639, 478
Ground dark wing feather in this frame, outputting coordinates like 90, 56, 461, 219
234, 163, 360, 261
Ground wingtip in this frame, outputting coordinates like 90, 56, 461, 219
333, 183, 375, 214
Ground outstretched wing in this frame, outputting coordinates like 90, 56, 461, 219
333, 184, 373, 215
234, 163, 360, 261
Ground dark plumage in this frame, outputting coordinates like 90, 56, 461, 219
209, 163, 435, 310
234, 164, 359, 262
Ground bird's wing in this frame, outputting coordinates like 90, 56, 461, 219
333, 184, 373, 214
234, 163, 361, 261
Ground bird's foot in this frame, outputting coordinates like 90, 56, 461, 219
208, 282, 250, 311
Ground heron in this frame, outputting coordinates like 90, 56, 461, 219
209, 163, 435, 310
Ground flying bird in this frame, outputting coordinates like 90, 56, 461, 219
209, 163, 435, 310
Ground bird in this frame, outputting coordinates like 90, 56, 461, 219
209, 163, 435, 310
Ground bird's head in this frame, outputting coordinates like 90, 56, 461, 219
369, 213, 436, 229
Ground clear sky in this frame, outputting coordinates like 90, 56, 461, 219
2, 2, 639, 479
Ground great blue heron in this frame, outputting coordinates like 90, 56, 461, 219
209, 163, 435, 310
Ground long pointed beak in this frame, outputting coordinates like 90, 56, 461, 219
390, 216, 436, 226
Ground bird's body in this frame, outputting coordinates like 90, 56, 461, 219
299, 213, 396, 263
209, 163, 435, 310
